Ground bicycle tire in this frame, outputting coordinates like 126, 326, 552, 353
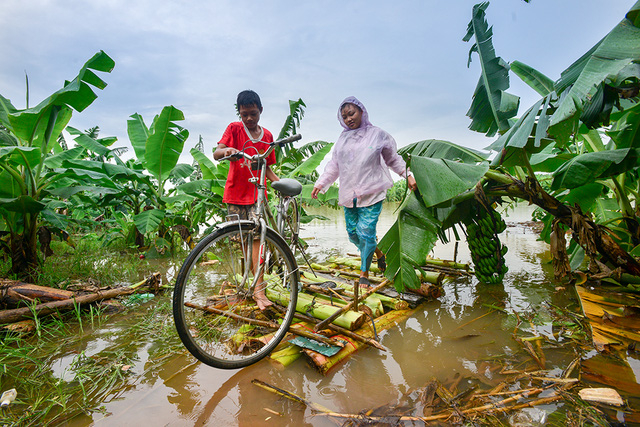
277, 197, 300, 249
172, 221, 299, 369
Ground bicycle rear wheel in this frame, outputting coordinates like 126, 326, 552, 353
277, 197, 300, 249
173, 222, 299, 369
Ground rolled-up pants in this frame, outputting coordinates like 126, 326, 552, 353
343, 200, 383, 273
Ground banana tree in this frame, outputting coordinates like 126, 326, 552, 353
122, 106, 195, 253
0, 51, 115, 278
485, 1, 640, 277
381, 1, 640, 289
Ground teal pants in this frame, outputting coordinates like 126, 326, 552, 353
344, 200, 383, 272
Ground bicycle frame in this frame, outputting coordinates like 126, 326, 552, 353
220, 134, 302, 296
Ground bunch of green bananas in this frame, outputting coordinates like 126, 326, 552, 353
466, 206, 508, 284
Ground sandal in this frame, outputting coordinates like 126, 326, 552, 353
376, 255, 386, 273
358, 276, 371, 289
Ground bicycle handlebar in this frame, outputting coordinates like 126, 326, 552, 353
275, 134, 302, 146
219, 134, 302, 162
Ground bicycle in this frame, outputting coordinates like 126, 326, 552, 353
172, 134, 303, 369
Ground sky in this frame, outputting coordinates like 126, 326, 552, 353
0, 0, 635, 161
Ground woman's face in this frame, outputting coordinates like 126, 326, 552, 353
341, 103, 362, 129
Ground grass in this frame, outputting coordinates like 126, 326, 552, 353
0, 295, 183, 426
35, 236, 153, 290
0, 237, 187, 425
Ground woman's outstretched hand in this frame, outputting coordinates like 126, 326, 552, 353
311, 186, 321, 199
407, 175, 418, 192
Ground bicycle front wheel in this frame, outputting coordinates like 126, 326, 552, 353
173, 222, 299, 369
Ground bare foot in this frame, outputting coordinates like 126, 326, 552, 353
358, 276, 371, 289
253, 289, 273, 310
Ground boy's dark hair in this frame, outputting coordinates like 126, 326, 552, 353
236, 90, 262, 110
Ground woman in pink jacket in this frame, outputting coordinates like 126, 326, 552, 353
312, 96, 417, 287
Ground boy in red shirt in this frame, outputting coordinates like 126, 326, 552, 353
213, 90, 279, 310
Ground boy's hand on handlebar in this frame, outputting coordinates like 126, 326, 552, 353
223, 147, 239, 158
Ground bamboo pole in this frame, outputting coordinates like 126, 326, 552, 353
269, 344, 303, 368
315, 392, 562, 422
251, 379, 334, 413
302, 283, 349, 302
303, 270, 407, 310
424, 258, 470, 270
314, 279, 390, 332
287, 307, 386, 351
305, 290, 384, 319
266, 287, 366, 331
184, 302, 342, 348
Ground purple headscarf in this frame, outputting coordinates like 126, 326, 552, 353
337, 96, 373, 131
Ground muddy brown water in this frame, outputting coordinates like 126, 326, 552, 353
59, 204, 635, 425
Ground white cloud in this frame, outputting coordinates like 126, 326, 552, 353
0, 0, 634, 160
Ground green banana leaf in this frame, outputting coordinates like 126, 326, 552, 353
463, 2, 519, 137
0, 146, 41, 169
379, 192, 440, 291
134, 209, 166, 234
0, 94, 17, 129
560, 183, 607, 216
411, 156, 489, 208
169, 164, 195, 180
0, 170, 20, 198
528, 144, 574, 173
161, 194, 194, 204
67, 128, 112, 156
0, 195, 46, 214
593, 197, 625, 225
50, 169, 119, 191
551, 148, 640, 190
190, 148, 218, 180
300, 184, 339, 203
277, 98, 306, 141
510, 60, 555, 97
44, 147, 86, 169
56, 159, 148, 183
549, 1, 640, 142
42, 107, 73, 154
487, 95, 556, 168
47, 185, 120, 199
146, 106, 189, 183
127, 113, 149, 162
176, 180, 216, 197
607, 103, 640, 149
6, 51, 114, 143
287, 142, 333, 177
399, 139, 488, 163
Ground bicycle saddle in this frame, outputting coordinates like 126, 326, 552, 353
272, 178, 302, 197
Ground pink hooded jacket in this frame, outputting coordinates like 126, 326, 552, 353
315, 96, 409, 207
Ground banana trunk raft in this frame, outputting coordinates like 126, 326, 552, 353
261, 255, 471, 374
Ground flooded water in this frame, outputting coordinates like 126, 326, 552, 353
44, 204, 630, 425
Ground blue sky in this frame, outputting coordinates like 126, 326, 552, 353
0, 1, 635, 158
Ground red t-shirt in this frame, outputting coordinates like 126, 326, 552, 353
218, 122, 275, 205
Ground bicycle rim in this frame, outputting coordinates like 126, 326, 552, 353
279, 198, 300, 249
173, 222, 299, 369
